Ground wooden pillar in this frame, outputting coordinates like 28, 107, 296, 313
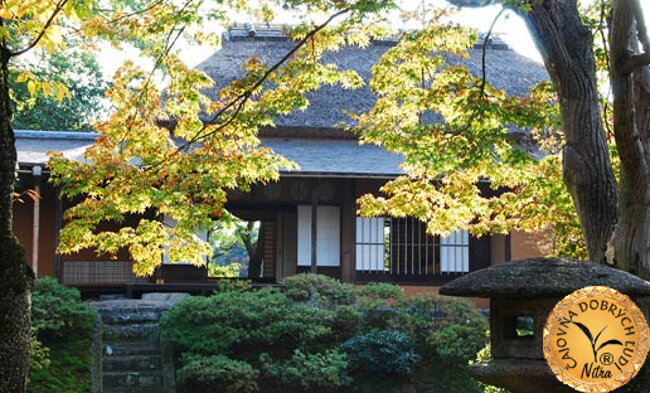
310, 192, 318, 273
281, 211, 297, 278
54, 190, 63, 282
31, 165, 42, 276
340, 178, 355, 283
275, 213, 284, 282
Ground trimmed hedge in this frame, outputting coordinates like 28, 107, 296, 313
161, 274, 488, 393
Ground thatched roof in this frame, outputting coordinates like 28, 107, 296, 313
439, 258, 650, 298
16, 28, 548, 177
196, 25, 549, 130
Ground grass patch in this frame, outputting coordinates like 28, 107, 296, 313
28, 338, 92, 393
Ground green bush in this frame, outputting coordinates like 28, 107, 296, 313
160, 288, 336, 359
31, 276, 96, 341
388, 294, 488, 361
282, 274, 357, 306
355, 283, 404, 319
427, 297, 488, 363
356, 282, 403, 302
28, 277, 96, 393
390, 294, 442, 347
176, 354, 259, 393
261, 349, 352, 392
428, 322, 488, 363
212, 279, 252, 293
161, 278, 489, 393
341, 329, 420, 379
29, 332, 50, 372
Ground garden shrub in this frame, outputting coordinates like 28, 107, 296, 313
161, 277, 489, 393
341, 329, 420, 379
428, 322, 488, 363
391, 294, 488, 361
391, 294, 442, 346
471, 340, 510, 393
176, 354, 259, 393
427, 297, 488, 363
29, 332, 50, 372
260, 349, 352, 392
330, 304, 364, 339
282, 273, 357, 305
160, 288, 337, 360
28, 277, 96, 393
356, 282, 403, 302
212, 279, 252, 293
31, 276, 96, 341
355, 283, 404, 324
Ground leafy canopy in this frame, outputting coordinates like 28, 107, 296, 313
10, 40, 108, 131
5, 0, 396, 275
350, 4, 614, 259
6, 0, 605, 272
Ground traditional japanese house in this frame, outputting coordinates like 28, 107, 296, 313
12, 25, 549, 297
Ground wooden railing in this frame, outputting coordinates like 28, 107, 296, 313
61, 261, 150, 285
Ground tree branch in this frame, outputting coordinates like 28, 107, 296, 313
619, 52, 650, 74
630, 0, 649, 53
479, 7, 505, 97
10, 0, 69, 58
615, 0, 650, 74
598, 0, 611, 73
110, 0, 165, 24
144, 7, 351, 170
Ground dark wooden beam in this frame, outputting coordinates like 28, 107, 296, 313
311, 192, 318, 273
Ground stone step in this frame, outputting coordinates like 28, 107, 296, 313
102, 371, 162, 389
102, 323, 159, 341
103, 341, 160, 356
103, 355, 161, 372
99, 309, 166, 325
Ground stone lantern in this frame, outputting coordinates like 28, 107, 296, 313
439, 257, 650, 393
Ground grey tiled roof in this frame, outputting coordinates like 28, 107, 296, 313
16, 130, 95, 165
265, 137, 402, 176
14, 130, 403, 176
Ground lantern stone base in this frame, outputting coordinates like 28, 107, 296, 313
469, 359, 576, 393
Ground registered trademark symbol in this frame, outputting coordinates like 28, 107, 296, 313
600, 352, 614, 366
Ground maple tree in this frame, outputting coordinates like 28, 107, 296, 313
10, 41, 108, 131
354, 6, 586, 259
0, 0, 390, 390
1, 0, 648, 390
355, 0, 650, 280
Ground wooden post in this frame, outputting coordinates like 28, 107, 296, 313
311, 192, 318, 273
31, 165, 42, 276
340, 178, 355, 283
54, 189, 63, 282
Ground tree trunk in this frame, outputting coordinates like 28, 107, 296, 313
445, 0, 620, 265
518, 0, 619, 265
0, 47, 34, 393
608, 0, 650, 278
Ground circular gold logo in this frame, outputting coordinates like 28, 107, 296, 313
544, 286, 650, 392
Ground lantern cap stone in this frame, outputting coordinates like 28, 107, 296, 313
439, 257, 650, 298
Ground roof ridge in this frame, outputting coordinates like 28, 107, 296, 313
225, 23, 510, 50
